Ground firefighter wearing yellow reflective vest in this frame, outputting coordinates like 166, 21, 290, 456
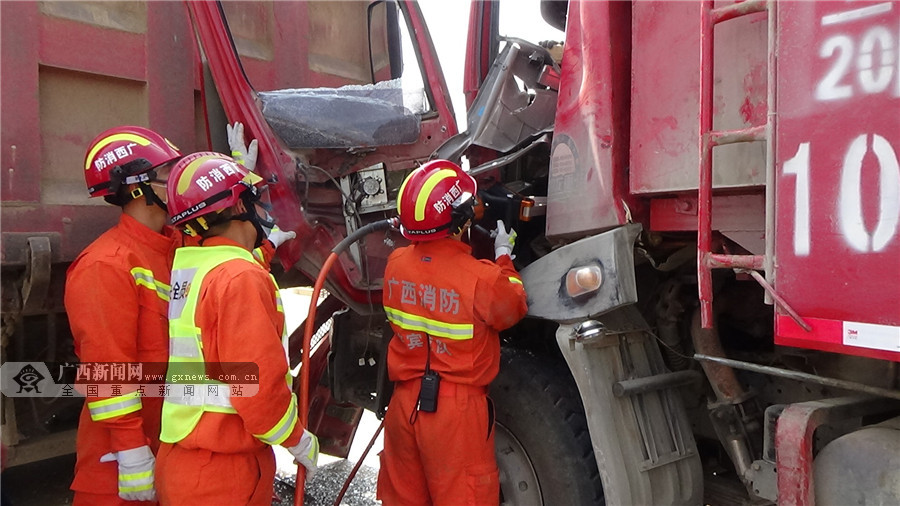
155, 152, 317, 505
377, 160, 528, 506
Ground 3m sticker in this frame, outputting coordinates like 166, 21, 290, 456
842, 321, 900, 352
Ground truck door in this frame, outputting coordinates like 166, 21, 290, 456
191, 0, 458, 304
189, 0, 459, 459
463, 0, 500, 110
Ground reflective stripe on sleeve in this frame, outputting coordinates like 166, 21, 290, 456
384, 306, 474, 340
255, 395, 298, 446
88, 391, 142, 421
119, 470, 154, 493
508, 276, 523, 285
131, 267, 171, 301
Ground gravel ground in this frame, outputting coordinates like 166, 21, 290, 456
273, 460, 380, 506
0, 452, 380, 506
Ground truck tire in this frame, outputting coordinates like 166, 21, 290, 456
491, 347, 604, 505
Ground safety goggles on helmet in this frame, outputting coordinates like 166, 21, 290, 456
253, 197, 278, 235
397, 159, 477, 241
83, 126, 181, 198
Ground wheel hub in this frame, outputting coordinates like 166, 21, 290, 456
495, 421, 542, 506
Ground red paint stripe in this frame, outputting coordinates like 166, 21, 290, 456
650, 194, 765, 232
39, 16, 146, 81
775, 314, 900, 362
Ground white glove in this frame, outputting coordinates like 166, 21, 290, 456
287, 429, 319, 481
266, 225, 296, 249
99, 445, 157, 502
493, 219, 517, 260
226, 121, 258, 171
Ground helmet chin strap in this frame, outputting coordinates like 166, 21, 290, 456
136, 181, 169, 214
232, 192, 276, 249
448, 196, 476, 236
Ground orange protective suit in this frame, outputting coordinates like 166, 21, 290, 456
377, 238, 527, 506
66, 214, 179, 505
154, 236, 303, 506
66, 215, 275, 506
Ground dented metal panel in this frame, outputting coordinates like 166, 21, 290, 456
546, 0, 633, 238
520, 224, 642, 322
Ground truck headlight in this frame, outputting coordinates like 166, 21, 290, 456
565, 265, 603, 297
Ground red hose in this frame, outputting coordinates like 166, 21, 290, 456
332, 419, 385, 506
292, 217, 397, 505
294, 252, 339, 506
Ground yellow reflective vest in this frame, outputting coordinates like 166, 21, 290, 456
160, 245, 289, 444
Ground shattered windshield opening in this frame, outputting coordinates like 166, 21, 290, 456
258, 79, 423, 148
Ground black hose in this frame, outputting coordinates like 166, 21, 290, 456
333, 217, 399, 255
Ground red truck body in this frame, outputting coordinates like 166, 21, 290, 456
549, 1, 899, 361
2, 1, 205, 467
458, 1, 899, 504
773, 2, 899, 361
1, 2, 199, 265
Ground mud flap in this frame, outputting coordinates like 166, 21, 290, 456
556, 305, 704, 505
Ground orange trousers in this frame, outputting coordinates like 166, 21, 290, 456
73, 491, 156, 506
155, 442, 275, 506
377, 380, 499, 506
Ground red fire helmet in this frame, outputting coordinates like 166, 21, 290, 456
396, 159, 477, 241
166, 152, 265, 227
83, 126, 181, 197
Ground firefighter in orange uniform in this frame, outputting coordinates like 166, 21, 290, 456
67, 125, 285, 505
155, 152, 317, 505
377, 160, 528, 505
66, 126, 183, 505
